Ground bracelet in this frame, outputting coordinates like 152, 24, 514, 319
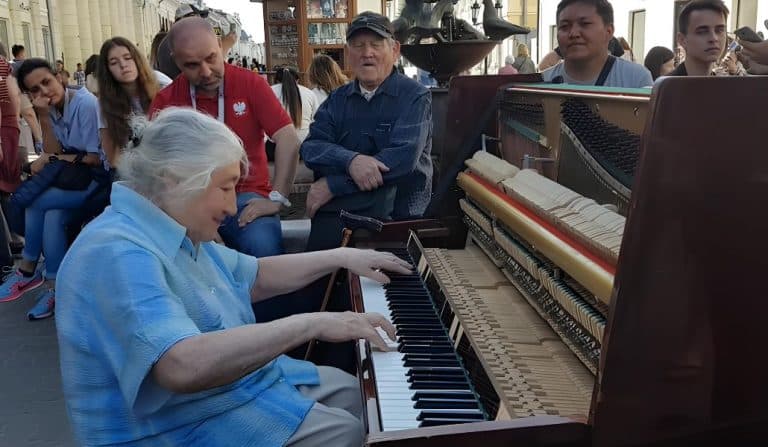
34, 141, 43, 153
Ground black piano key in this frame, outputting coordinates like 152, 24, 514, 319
404, 360, 462, 368
408, 380, 470, 390
399, 345, 455, 354
419, 418, 486, 427
417, 409, 485, 421
412, 390, 477, 400
414, 398, 483, 409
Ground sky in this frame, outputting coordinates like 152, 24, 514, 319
204, 0, 266, 43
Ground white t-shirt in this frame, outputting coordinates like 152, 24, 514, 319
153, 70, 173, 89
542, 56, 653, 88
311, 87, 328, 105
270, 83, 319, 142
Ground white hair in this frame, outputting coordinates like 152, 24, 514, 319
118, 107, 248, 206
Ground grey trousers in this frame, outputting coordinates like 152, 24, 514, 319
285, 366, 365, 447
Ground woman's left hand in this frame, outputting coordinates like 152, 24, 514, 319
341, 248, 413, 284
30, 153, 52, 175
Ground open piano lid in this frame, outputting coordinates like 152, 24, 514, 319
592, 76, 768, 445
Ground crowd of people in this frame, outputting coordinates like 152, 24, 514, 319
0, 0, 765, 445
501, 0, 766, 86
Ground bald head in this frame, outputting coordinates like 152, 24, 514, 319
168, 16, 225, 95
168, 17, 216, 54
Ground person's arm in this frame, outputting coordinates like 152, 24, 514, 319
251, 247, 410, 301
740, 40, 768, 66
100, 128, 120, 167
152, 246, 408, 394
19, 97, 42, 144
7, 75, 20, 118
33, 98, 63, 154
153, 311, 395, 393
372, 91, 431, 181
270, 123, 299, 197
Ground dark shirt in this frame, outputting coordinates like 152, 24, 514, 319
155, 36, 181, 80
667, 62, 688, 76
301, 70, 433, 219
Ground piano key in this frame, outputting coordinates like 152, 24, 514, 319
417, 409, 485, 420
414, 398, 483, 409
360, 272, 487, 432
419, 417, 488, 427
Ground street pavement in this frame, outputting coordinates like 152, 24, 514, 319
0, 290, 77, 446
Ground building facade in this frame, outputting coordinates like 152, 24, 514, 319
0, 0, 264, 72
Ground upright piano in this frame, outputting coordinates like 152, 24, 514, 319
345, 76, 768, 446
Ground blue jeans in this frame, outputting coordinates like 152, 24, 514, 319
219, 192, 283, 258
22, 181, 98, 280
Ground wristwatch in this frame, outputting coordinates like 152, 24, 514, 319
268, 190, 292, 208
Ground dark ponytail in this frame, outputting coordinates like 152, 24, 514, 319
275, 66, 302, 128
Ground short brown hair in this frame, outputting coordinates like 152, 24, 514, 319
678, 0, 729, 35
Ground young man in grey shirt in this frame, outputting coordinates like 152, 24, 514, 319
542, 0, 652, 88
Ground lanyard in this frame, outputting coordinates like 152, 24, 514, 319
189, 81, 225, 123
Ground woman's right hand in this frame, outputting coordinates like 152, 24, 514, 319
313, 311, 396, 352
31, 95, 51, 113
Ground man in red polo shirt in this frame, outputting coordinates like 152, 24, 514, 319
149, 17, 299, 258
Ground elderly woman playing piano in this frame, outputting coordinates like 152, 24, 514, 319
55, 107, 408, 447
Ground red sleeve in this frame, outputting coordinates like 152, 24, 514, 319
251, 74, 292, 138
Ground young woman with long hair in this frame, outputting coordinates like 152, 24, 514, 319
270, 66, 318, 142
97, 37, 159, 167
307, 54, 348, 104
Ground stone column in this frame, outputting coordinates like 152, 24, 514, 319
100, 0, 112, 41
123, 0, 137, 43
87, 0, 103, 50
133, 2, 146, 52
109, 0, 122, 38
45, 0, 64, 62
74, 0, 93, 64
8, 1, 29, 52
29, 0, 44, 56
57, 0, 81, 67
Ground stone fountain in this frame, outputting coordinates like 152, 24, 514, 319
394, 0, 530, 86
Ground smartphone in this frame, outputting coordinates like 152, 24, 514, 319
735, 26, 762, 43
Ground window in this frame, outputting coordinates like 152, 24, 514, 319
732, 0, 758, 30
41, 26, 53, 61
549, 25, 557, 52
21, 23, 32, 54
629, 10, 645, 62
0, 19, 8, 49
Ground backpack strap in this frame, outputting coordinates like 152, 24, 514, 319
595, 55, 617, 86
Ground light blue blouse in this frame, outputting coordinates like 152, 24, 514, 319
56, 183, 319, 446
49, 87, 102, 154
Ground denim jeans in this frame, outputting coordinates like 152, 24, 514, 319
22, 181, 98, 280
218, 192, 283, 258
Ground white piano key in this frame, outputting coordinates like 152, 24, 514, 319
361, 277, 421, 431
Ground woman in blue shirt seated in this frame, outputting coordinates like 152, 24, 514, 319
2, 58, 106, 320
56, 107, 408, 447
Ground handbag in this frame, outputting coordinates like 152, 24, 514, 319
52, 152, 93, 191
10, 152, 93, 208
